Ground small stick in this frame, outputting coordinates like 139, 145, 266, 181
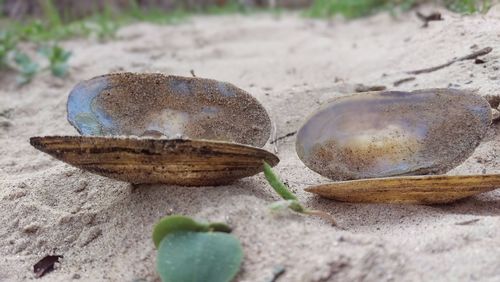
458, 47, 492, 61
455, 219, 480, 225
305, 210, 338, 227
354, 84, 386, 92
190, 69, 196, 77
270, 131, 297, 144
408, 47, 492, 75
393, 77, 416, 87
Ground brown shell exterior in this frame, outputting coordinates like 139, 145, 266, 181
305, 174, 500, 204
30, 136, 279, 186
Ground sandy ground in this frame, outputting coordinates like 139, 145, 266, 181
1, 6, 500, 282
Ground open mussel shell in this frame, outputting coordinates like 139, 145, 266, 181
305, 174, 500, 204
30, 136, 279, 186
67, 73, 272, 147
296, 89, 492, 181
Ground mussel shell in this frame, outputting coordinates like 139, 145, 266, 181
67, 73, 271, 147
296, 89, 492, 180
305, 174, 500, 204
30, 136, 279, 186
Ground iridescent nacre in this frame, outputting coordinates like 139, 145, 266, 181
296, 89, 492, 180
67, 73, 272, 147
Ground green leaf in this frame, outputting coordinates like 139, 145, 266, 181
262, 161, 298, 201
38, 46, 51, 58
157, 231, 243, 282
13, 52, 39, 85
13, 52, 31, 65
152, 215, 231, 248
38, 44, 72, 77
51, 62, 68, 77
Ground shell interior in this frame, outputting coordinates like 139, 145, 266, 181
67, 73, 272, 147
305, 174, 500, 204
30, 136, 279, 186
296, 89, 492, 181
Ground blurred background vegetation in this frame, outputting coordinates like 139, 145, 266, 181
1, 0, 493, 21
0, 0, 495, 85
307, 0, 493, 18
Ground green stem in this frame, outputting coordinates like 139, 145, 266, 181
262, 161, 297, 201
263, 161, 339, 227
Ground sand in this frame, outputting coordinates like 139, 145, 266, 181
1, 6, 500, 282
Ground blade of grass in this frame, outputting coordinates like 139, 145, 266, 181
263, 161, 298, 201
263, 161, 338, 226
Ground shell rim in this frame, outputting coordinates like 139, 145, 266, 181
29, 135, 280, 163
305, 174, 500, 192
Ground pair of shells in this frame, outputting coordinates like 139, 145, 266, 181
31, 73, 500, 204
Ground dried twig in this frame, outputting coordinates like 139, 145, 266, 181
455, 219, 480, 226
304, 209, 338, 226
270, 131, 297, 145
393, 77, 416, 87
407, 47, 492, 75
354, 84, 386, 92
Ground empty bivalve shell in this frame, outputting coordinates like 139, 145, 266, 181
297, 88, 499, 204
296, 89, 491, 180
30, 73, 279, 186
